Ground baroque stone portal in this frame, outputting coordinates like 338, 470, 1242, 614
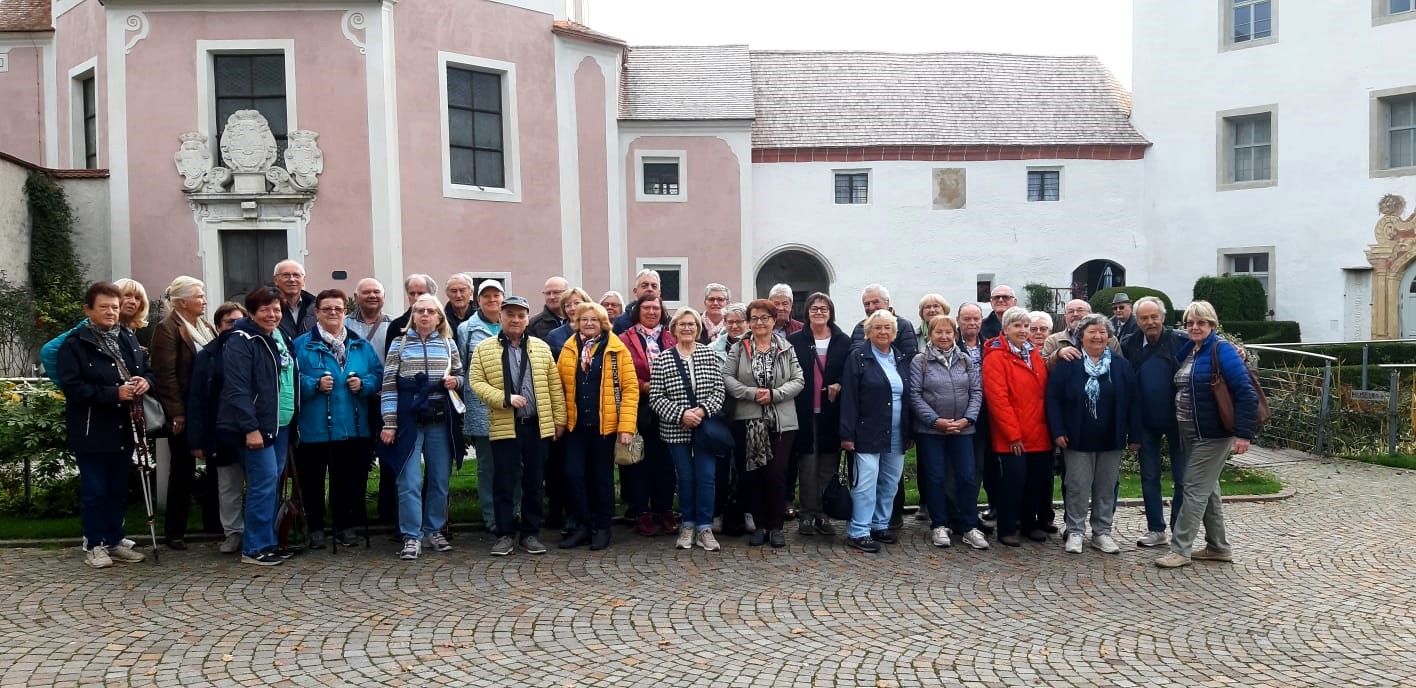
1366, 194, 1416, 339
174, 110, 323, 195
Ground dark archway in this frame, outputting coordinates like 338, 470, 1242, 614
1071, 259, 1126, 299
755, 248, 832, 322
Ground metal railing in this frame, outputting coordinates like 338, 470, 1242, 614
1245, 345, 1335, 456
1377, 364, 1416, 456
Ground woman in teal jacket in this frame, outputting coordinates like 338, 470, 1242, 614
293, 289, 384, 549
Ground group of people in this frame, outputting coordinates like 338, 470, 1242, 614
55, 263, 1260, 571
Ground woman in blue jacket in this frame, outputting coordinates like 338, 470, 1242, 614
294, 289, 383, 550
1046, 314, 1139, 556
1155, 300, 1258, 569
838, 310, 912, 554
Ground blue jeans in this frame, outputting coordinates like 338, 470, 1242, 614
241, 427, 289, 555
668, 442, 715, 531
397, 424, 452, 541
78, 451, 130, 548
915, 433, 979, 532
1138, 424, 1187, 533
848, 451, 904, 539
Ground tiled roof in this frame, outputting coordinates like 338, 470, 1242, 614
749, 50, 1147, 148
552, 20, 626, 49
620, 45, 754, 121
0, 0, 52, 32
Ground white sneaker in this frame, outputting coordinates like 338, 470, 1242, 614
1091, 534, 1120, 554
695, 529, 721, 552
930, 526, 952, 548
399, 537, 421, 560
425, 531, 453, 552
109, 544, 146, 563
85, 545, 113, 568
1064, 533, 1084, 554
961, 529, 990, 550
1136, 531, 1169, 548
743, 513, 756, 533
675, 526, 694, 550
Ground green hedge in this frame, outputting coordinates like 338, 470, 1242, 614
1088, 285, 1173, 316
1193, 275, 1267, 321
1257, 342, 1416, 369
1223, 320, 1300, 344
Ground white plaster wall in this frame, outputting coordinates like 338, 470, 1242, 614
59, 177, 111, 282
0, 160, 29, 287
753, 158, 1147, 326
1133, 1, 1416, 341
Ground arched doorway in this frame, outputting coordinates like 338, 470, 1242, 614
755, 247, 832, 322
1071, 259, 1126, 298
1401, 261, 1416, 337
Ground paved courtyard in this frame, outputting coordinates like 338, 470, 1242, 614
1, 459, 1413, 688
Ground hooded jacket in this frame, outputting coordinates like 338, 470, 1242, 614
216, 318, 285, 448
981, 334, 1051, 453
56, 324, 151, 454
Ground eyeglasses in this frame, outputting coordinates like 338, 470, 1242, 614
807, 306, 830, 314
276, 272, 303, 281
749, 316, 775, 324
413, 308, 440, 315
1183, 320, 1211, 328
318, 306, 345, 314
991, 295, 1016, 302
705, 297, 727, 303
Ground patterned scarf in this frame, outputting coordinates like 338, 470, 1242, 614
635, 324, 664, 362
1008, 339, 1035, 370
89, 323, 131, 378
1084, 349, 1112, 420
932, 344, 958, 369
744, 337, 779, 472
319, 324, 348, 366
579, 333, 603, 372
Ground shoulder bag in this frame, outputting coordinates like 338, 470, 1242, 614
1210, 341, 1270, 434
610, 350, 645, 466
672, 348, 734, 457
822, 451, 853, 520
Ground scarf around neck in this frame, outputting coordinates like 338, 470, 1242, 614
319, 324, 348, 366
930, 344, 958, 368
579, 333, 604, 372
1084, 349, 1112, 420
635, 324, 664, 361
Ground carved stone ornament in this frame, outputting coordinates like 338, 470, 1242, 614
1365, 194, 1416, 339
219, 110, 278, 173
283, 130, 324, 191
174, 132, 212, 192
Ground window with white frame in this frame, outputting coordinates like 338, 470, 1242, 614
213, 54, 287, 166
638, 259, 686, 306
1221, 250, 1275, 315
1231, 0, 1273, 43
1027, 169, 1061, 201
1224, 112, 1273, 184
80, 76, 97, 169
69, 59, 99, 169
1387, 95, 1416, 169
642, 159, 680, 196
633, 150, 687, 203
439, 51, 520, 202
834, 171, 868, 204
465, 272, 512, 299
1390, 0, 1413, 14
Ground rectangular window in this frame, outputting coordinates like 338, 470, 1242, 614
1233, 0, 1273, 42
80, 75, 97, 169
1389, 96, 1416, 169
213, 54, 288, 166
834, 172, 868, 204
1393, 0, 1413, 14
642, 161, 680, 195
1027, 170, 1060, 201
1230, 114, 1272, 182
446, 66, 505, 189
1229, 252, 1271, 292
638, 259, 687, 306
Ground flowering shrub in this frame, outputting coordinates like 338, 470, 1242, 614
0, 379, 77, 515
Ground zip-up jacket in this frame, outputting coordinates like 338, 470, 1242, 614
908, 345, 982, 436
294, 325, 383, 444
216, 318, 283, 448
56, 324, 151, 454
981, 335, 1051, 453
1120, 328, 1187, 431
1177, 332, 1259, 440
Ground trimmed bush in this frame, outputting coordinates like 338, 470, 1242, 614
1088, 285, 1173, 316
1023, 283, 1054, 312
1222, 320, 1300, 344
1193, 275, 1267, 321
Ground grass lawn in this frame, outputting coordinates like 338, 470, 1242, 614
0, 452, 1283, 541
1342, 454, 1416, 470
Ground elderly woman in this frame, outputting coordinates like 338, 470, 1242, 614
557, 302, 639, 551
910, 293, 953, 523
650, 307, 727, 550
148, 276, 219, 550
839, 309, 912, 553
1027, 311, 1053, 349
787, 293, 851, 536
113, 278, 151, 334
379, 294, 465, 561
981, 306, 1051, 547
724, 299, 805, 548
709, 303, 748, 362
908, 314, 989, 549
57, 282, 153, 568
217, 287, 293, 566
618, 294, 678, 536
600, 291, 625, 322
708, 302, 749, 532
545, 287, 591, 355
1155, 300, 1258, 569
1046, 314, 1138, 555
294, 289, 383, 550
187, 302, 249, 554
914, 294, 952, 354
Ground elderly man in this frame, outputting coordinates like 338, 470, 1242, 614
702, 283, 731, 342
612, 269, 661, 334
346, 278, 393, 363
1109, 293, 1140, 342
444, 274, 477, 334
980, 285, 1016, 341
768, 283, 804, 338
529, 276, 569, 340
273, 259, 316, 342
1122, 295, 1188, 548
1042, 299, 1124, 369
455, 280, 515, 530
385, 274, 437, 358
849, 284, 918, 359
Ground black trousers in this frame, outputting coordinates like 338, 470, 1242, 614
738, 424, 795, 532
164, 433, 205, 540
997, 451, 1053, 537
563, 429, 614, 531
296, 439, 370, 532
491, 419, 547, 537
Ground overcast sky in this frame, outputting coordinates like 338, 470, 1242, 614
586, 0, 1134, 86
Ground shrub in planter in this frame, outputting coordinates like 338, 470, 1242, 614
1088, 285, 1173, 316
1193, 275, 1267, 321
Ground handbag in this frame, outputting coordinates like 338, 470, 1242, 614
822, 451, 853, 520
142, 394, 167, 434
609, 351, 645, 466
1210, 340, 1270, 434
671, 348, 734, 457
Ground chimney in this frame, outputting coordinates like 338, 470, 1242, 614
568, 0, 588, 24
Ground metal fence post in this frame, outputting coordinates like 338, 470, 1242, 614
1316, 361, 1332, 456
1389, 369, 1400, 457
1362, 344, 1369, 391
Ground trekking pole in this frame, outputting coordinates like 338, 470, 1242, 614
128, 398, 160, 565
326, 371, 337, 555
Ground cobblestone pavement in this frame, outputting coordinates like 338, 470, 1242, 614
2, 459, 1413, 688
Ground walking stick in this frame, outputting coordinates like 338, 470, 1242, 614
326, 371, 337, 555
129, 399, 160, 565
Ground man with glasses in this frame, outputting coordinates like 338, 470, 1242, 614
702, 283, 731, 342
1109, 293, 1140, 343
529, 276, 570, 340
1042, 299, 1123, 370
384, 274, 437, 358
612, 269, 661, 334
273, 259, 317, 342
981, 285, 1016, 341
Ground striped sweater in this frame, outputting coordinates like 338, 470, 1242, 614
380, 331, 462, 427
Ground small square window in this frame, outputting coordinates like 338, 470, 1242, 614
643, 161, 680, 195
1227, 251, 1271, 295
1027, 170, 1061, 201
834, 172, 868, 204
1388, 96, 1416, 169
1232, 0, 1273, 43
638, 260, 687, 306
1229, 114, 1273, 182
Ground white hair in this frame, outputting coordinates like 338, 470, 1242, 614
863, 308, 898, 332
1001, 306, 1032, 329
403, 273, 437, 295
445, 273, 473, 290
768, 283, 793, 300
861, 283, 891, 304
1134, 295, 1166, 313
635, 268, 661, 282
704, 283, 731, 300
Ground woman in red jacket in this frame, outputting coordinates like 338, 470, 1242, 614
981, 306, 1052, 547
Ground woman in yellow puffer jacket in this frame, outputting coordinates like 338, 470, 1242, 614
556, 303, 639, 551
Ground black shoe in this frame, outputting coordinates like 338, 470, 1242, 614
272, 547, 295, 559
1041, 523, 1060, 534
814, 518, 836, 536
847, 536, 881, 553
559, 527, 590, 549
307, 530, 326, 550
769, 529, 786, 548
1025, 529, 1048, 542
998, 535, 1022, 547
871, 529, 898, 545
589, 529, 610, 551
333, 530, 358, 548
888, 518, 904, 530
748, 529, 767, 546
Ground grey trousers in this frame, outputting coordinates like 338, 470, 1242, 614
216, 462, 246, 536
797, 451, 841, 520
1171, 433, 1233, 557
1062, 449, 1122, 536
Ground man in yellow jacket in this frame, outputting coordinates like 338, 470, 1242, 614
469, 295, 567, 557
